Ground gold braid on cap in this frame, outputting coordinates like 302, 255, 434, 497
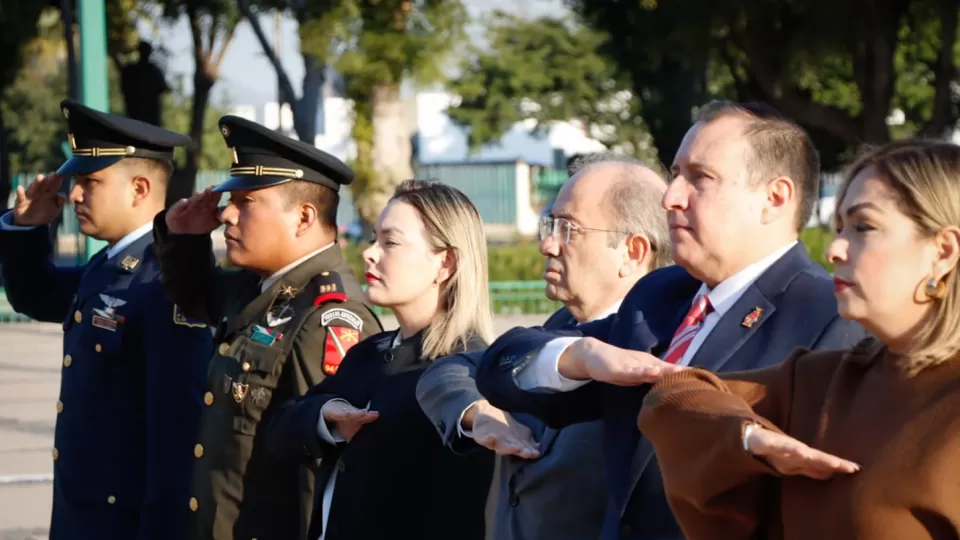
229, 165, 304, 179
67, 133, 136, 157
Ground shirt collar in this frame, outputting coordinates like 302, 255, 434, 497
260, 242, 336, 293
696, 241, 798, 316
106, 221, 154, 260
584, 299, 622, 323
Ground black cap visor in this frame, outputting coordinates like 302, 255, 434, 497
57, 155, 125, 177
211, 175, 295, 193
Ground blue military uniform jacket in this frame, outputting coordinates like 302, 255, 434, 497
0, 218, 212, 540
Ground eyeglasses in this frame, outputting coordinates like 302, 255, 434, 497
538, 215, 623, 245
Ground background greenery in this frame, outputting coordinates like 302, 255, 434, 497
340, 227, 836, 283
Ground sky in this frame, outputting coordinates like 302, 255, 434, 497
140, 0, 568, 108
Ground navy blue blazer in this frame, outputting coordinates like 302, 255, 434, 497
0, 220, 212, 540
476, 243, 866, 540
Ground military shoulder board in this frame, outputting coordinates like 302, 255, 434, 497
309, 271, 348, 306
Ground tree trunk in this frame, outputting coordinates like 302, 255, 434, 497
352, 84, 414, 231
293, 54, 323, 143
0, 108, 10, 213
349, 98, 376, 236
166, 71, 210, 206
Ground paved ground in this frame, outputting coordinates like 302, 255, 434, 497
0, 314, 544, 539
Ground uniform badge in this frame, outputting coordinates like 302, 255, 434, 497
173, 305, 207, 328
323, 326, 361, 375
250, 387, 269, 406
320, 308, 363, 331
119, 256, 140, 271
266, 304, 295, 327
741, 307, 763, 328
279, 285, 298, 298
92, 294, 127, 331
231, 381, 249, 403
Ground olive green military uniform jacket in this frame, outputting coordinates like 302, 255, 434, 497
152, 212, 382, 540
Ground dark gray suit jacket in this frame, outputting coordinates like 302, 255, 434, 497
416, 308, 608, 540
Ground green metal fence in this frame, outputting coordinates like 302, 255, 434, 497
0, 281, 560, 324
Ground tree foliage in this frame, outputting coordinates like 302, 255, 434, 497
298, 0, 468, 228
445, 10, 656, 160
570, 0, 960, 168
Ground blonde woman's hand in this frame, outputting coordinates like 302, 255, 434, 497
744, 424, 860, 480
321, 400, 379, 442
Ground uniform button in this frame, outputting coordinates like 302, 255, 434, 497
194, 444, 204, 458
204, 392, 214, 406
241, 362, 251, 372
337, 461, 346, 473
63, 355, 73, 367
51, 448, 59, 461
95, 344, 102, 352
56, 401, 63, 414
218, 343, 230, 356
73, 310, 82, 323
107, 495, 116, 504
189, 497, 198, 512
509, 494, 519, 507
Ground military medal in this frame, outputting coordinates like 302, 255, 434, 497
92, 294, 127, 331
741, 306, 763, 328
250, 387, 269, 406
231, 381, 249, 403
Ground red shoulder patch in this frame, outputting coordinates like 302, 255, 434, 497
323, 326, 362, 375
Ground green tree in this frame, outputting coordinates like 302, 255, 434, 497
159, 0, 240, 203
572, 0, 960, 166
0, 0, 48, 210
445, 11, 656, 161
299, 0, 469, 230
237, 0, 335, 143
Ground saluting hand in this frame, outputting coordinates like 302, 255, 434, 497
560, 337, 686, 386
13, 173, 66, 226
322, 400, 379, 443
166, 187, 222, 235
467, 400, 540, 459
745, 424, 860, 480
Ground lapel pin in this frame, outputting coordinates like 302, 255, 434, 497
119, 256, 140, 271
741, 306, 763, 328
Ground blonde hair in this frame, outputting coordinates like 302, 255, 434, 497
837, 139, 960, 374
389, 179, 494, 359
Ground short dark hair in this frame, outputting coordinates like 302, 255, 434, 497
696, 101, 821, 232
276, 180, 340, 232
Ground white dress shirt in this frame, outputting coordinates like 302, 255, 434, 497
313, 331, 400, 540
457, 299, 623, 440
259, 242, 336, 293
516, 241, 799, 391
0, 211, 154, 260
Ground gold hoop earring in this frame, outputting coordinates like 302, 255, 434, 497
925, 277, 947, 300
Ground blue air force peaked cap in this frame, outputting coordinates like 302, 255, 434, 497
57, 99, 192, 176
212, 115, 355, 193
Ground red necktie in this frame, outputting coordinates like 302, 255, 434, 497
663, 295, 713, 364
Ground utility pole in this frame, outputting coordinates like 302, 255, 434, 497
78, 0, 109, 261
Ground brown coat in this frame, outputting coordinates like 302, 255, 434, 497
638, 338, 960, 540
153, 212, 383, 540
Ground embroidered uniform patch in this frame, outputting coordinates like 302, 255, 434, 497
323, 326, 361, 375
320, 308, 363, 331
173, 305, 207, 328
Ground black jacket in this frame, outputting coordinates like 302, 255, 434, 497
266, 329, 493, 540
